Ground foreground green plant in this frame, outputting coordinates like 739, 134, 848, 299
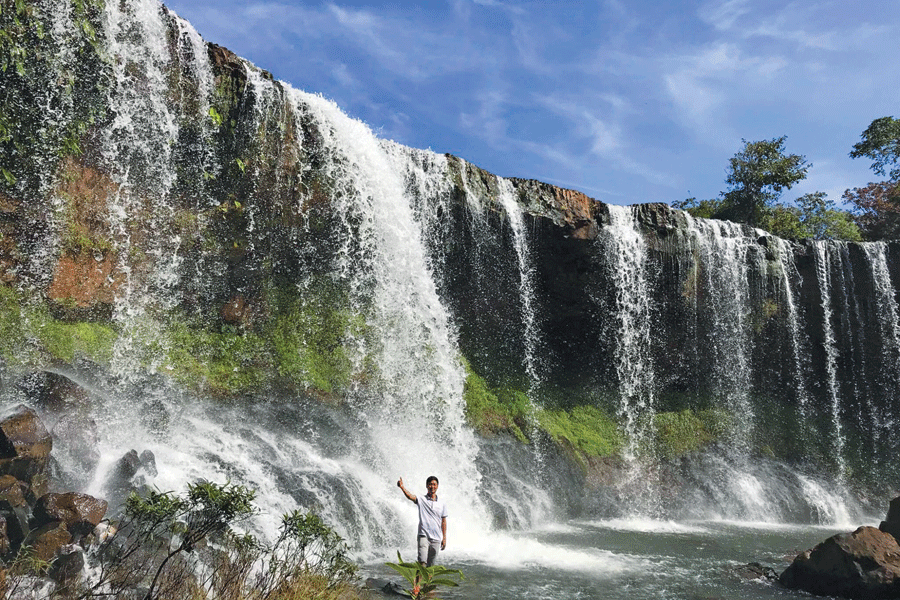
385, 551, 464, 600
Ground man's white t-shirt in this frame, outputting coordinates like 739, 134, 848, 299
417, 494, 448, 542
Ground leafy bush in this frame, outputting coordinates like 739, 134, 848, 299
52, 482, 362, 600
385, 551, 464, 599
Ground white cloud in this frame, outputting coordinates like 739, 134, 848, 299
699, 0, 752, 30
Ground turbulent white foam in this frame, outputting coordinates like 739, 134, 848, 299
581, 518, 709, 535
451, 531, 648, 574
797, 475, 854, 528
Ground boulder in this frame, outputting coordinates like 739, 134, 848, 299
48, 544, 85, 586
881, 496, 900, 542
22, 521, 72, 563
51, 412, 101, 481
32, 493, 108, 537
104, 449, 157, 506
779, 525, 900, 598
18, 372, 89, 411
0, 405, 52, 481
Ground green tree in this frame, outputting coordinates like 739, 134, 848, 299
719, 136, 810, 226
850, 116, 900, 181
843, 181, 900, 240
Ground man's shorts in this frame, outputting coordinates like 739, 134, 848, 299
417, 535, 441, 566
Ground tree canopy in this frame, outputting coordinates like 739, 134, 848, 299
850, 116, 900, 181
674, 137, 859, 241
718, 136, 809, 226
845, 116, 900, 240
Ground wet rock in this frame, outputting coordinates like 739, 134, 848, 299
0, 515, 9, 556
105, 449, 157, 506
32, 493, 108, 538
139, 450, 157, 477
733, 561, 777, 581
19, 372, 89, 411
51, 412, 101, 481
0, 473, 31, 553
48, 543, 85, 586
0, 475, 28, 510
27, 473, 50, 505
779, 525, 900, 598
0, 405, 52, 482
365, 578, 408, 596
880, 496, 900, 542
23, 521, 73, 563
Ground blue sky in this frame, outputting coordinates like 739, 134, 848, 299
163, 0, 900, 207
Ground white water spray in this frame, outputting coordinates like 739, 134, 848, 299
812, 242, 847, 483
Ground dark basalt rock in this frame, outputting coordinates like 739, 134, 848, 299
32, 492, 108, 538
23, 521, 73, 563
0, 405, 52, 483
880, 496, 900, 542
779, 526, 900, 599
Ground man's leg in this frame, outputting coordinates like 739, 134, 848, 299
417, 536, 430, 565
426, 539, 440, 567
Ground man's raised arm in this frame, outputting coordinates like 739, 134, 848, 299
397, 477, 417, 503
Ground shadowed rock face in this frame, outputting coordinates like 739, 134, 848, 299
0, 405, 52, 481
780, 526, 900, 599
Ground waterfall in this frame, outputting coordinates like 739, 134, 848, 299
284, 88, 494, 548
862, 243, 900, 467
101, 0, 185, 379
496, 179, 542, 390
812, 242, 848, 483
6, 2, 900, 565
773, 238, 812, 435
602, 205, 656, 461
684, 216, 757, 449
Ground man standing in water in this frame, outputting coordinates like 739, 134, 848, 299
397, 476, 447, 567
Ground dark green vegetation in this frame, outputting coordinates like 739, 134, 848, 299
677, 116, 900, 241
675, 137, 861, 241
2, 482, 363, 600
386, 551, 465, 600
846, 116, 900, 240
0, 0, 108, 189
462, 358, 733, 464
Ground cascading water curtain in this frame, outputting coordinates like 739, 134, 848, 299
812, 242, 848, 485
603, 206, 656, 461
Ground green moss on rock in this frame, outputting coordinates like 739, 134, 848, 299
461, 358, 531, 442
652, 409, 731, 459
0, 284, 117, 366
537, 405, 623, 459
265, 281, 364, 397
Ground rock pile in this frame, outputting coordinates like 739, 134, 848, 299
0, 404, 108, 583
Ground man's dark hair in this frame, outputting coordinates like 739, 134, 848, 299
426, 475, 439, 485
